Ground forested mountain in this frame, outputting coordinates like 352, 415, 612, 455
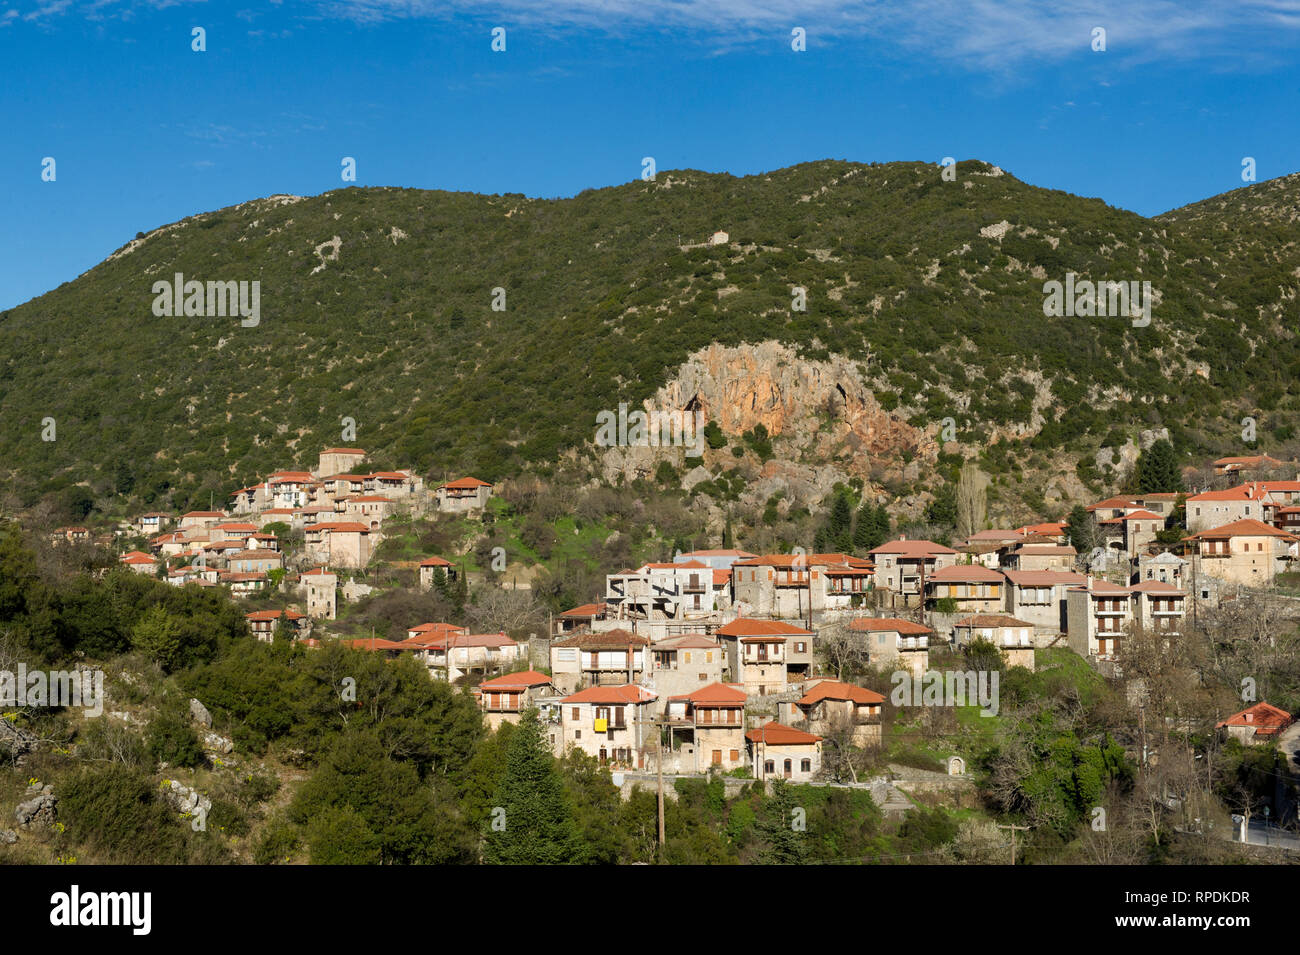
2, 160, 1297, 509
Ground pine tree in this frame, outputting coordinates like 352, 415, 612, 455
1134, 439, 1180, 493
757, 780, 810, 864
483, 710, 585, 864
828, 492, 854, 553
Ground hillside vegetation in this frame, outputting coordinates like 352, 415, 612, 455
2, 161, 1298, 510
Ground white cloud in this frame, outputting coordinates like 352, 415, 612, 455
11, 0, 1300, 68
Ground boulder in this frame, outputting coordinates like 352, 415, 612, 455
189, 698, 213, 728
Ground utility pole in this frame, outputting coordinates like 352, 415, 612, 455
997, 823, 1029, 865
633, 715, 668, 852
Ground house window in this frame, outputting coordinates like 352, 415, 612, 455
795, 642, 807, 653
764, 760, 774, 774
730, 749, 739, 761
575, 730, 581, 739
571, 707, 579, 720
801, 759, 812, 773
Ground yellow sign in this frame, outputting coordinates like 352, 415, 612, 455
594, 718, 608, 733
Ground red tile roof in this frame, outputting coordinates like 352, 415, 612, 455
745, 721, 822, 745
479, 670, 554, 690
562, 684, 657, 705
954, 614, 1035, 629
867, 538, 958, 556
673, 682, 747, 705
927, 564, 1006, 583
440, 477, 492, 490
552, 628, 649, 649
849, 617, 933, 635
1217, 702, 1293, 735
560, 602, 605, 617
1184, 519, 1296, 541
716, 618, 814, 637
797, 681, 884, 707
1003, 569, 1085, 586
419, 556, 453, 567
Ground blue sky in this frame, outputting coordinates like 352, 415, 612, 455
3, 0, 1298, 310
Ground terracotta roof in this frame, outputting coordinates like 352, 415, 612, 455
1013, 544, 1077, 554
867, 538, 958, 556
1217, 702, 1293, 735
307, 522, 371, 533
322, 447, 366, 455
927, 564, 1006, 583
1117, 510, 1162, 521
716, 618, 814, 637
559, 602, 605, 617
1015, 522, 1067, 536
245, 609, 305, 621
849, 617, 933, 635
368, 472, 411, 480
1188, 484, 1268, 503
1184, 519, 1296, 541
348, 637, 410, 651
439, 477, 492, 490
552, 628, 650, 649
302, 567, 335, 576
1129, 580, 1186, 595
419, 556, 453, 567
651, 634, 719, 650
954, 614, 1035, 629
479, 670, 553, 690
562, 684, 657, 705
672, 682, 747, 705
797, 681, 884, 706
745, 721, 822, 745
120, 551, 155, 564
712, 569, 732, 585
1003, 569, 1085, 586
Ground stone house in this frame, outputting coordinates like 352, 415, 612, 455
661, 682, 747, 773
558, 684, 657, 768
746, 722, 822, 782
787, 679, 884, 747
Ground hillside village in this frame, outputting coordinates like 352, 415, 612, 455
51, 444, 1300, 797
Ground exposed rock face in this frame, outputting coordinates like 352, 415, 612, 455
597, 341, 937, 502
165, 780, 212, 819
15, 785, 56, 829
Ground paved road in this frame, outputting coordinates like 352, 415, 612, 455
1238, 818, 1300, 850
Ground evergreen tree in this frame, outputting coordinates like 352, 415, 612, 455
1065, 504, 1097, 558
924, 484, 958, 528
757, 780, 810, 864
1133, 439, 1180, 493
483, 709, 585, 864
827, 491, 854, 552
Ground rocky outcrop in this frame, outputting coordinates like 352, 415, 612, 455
597, 341, 938, 501
15, 784, 56, 829
164, 780, 212, 820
